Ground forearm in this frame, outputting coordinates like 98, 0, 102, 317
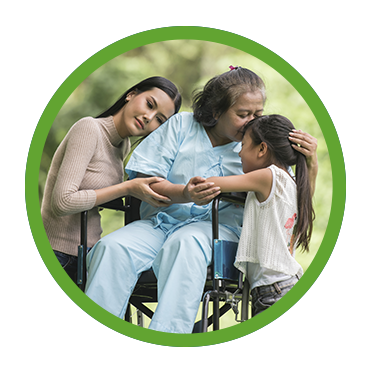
207, 171, 268, 193
206, 176, 242, 193
149, 180, 189, 204
135, 172, 190, 204
51, 188, 97, 217
94, 182, 130, 206
137, 174, 223, 206
206, 169, 272, 202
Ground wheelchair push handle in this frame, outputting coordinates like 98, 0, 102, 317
212, 193, 246, 240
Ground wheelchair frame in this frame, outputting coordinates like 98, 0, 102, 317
78, 193, 250, 332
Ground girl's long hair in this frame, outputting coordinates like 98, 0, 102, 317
243, 114, 315, 252
96, 76, 182, 118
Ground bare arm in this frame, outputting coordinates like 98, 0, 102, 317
289, 129, 318, 196
204, 168, 273, 203
138, 173, 221, 205
94, 177, 172, 208
147, 178, 188, 203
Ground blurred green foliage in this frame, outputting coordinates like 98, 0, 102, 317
25, 26, 345, 344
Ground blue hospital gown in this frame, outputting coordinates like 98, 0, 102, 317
126, 111, 244, 235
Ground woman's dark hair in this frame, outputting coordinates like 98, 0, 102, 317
96, 76, 182, 118
243, 114, 315, 252
192, 67, 266, 128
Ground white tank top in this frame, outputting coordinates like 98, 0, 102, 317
234, 165, 304, 287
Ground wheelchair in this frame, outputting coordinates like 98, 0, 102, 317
78, 193, 251, 332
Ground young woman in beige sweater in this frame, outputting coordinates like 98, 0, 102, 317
41, 77, 182, 283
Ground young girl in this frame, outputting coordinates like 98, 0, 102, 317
41, 76, 182, 284
199, 114, 315, 316
85, 67, 317, 332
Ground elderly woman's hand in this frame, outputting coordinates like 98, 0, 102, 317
289, 129, 318, 168
183, 177, 221, 206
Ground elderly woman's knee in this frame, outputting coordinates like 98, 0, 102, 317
160, 232, 211, 266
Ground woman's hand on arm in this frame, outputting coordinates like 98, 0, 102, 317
183, 177, 221, 206
147, 175, 220, 205
289, 129, 318, 195
94, 177, 172, 208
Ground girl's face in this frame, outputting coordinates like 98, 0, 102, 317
210, 91, 264, 146
238, 129, 268, 173
117, 88, 176, 138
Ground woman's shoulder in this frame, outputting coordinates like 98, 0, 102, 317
67, 116, 103, 136
73, 116, 100, 128
177, 111, 194, 120
60, 117, 102, 149
166, 111, 197, 124
153, 111, 198, 137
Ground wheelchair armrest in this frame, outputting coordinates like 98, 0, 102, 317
98, 196, 141, 223
98, 197, 128, 212
218, 192, 246, 206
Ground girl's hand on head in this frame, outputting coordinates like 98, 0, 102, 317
289, 130, 318, 169
183, 177, 221, 206
128, 177, 172, 207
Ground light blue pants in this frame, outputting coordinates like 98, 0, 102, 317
85, 219, 239, 333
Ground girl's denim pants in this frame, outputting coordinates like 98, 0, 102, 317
251, 276, 313, 344
25, 244, 77, 344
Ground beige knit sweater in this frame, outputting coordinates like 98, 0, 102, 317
41, 116, 131, 256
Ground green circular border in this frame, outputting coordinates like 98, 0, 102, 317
26, 26, 346, 347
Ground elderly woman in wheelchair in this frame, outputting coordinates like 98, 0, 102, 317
85, 67, 318, 333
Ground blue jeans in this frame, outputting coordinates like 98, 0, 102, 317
251, 276, 313, 344
25, 244, 77, 344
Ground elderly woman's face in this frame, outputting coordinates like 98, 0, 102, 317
212, 91, 264, 145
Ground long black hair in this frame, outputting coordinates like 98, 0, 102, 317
192, 67, 266, 128
96, 76, 182, 118
243, 114, 315, 252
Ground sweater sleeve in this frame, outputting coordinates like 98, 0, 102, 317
50, 118, 98, 217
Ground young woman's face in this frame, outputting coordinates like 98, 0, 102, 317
119, 88, 176, 137
211, 91, 264, 146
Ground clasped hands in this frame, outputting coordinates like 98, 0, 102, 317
183, 176, 221, 206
